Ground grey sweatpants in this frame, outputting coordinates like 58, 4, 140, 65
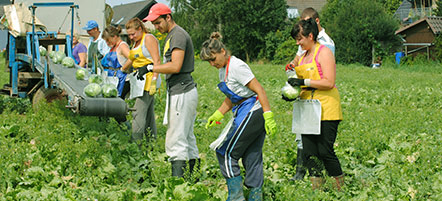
131, 91, 156, 143
165, 87, 199, 161
216, 108, 266, 188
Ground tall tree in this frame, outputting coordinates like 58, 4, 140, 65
170, 0, 287, 61
377, 0, 404, 15
435, 0, 442, 16
322, 0, 401, 65
221, 0, 287, 62
170, 0, 223, 54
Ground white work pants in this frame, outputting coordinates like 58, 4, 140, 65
165, 87, 199, 161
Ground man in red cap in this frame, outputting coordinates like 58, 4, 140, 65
141, 3, 200, 179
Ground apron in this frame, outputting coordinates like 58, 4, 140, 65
210, 57, 258, 155
162, 37, 172, 125
293, 43, 343, 136
214, 95, 257, 156
87, 41, 101, 68
101, 41, 127, 96
128, 32, 154, 94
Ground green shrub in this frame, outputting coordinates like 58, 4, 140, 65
412, 54, 430, 65
400, 54, 434, 66
258, 24, 294, 62
222, 0, 288, 61
273, 39, 298, 65
381, 54, 396, 66
434, 34, 442, 61
399, 55, 413, 65
387, 55, 442, 73
436, 0, 442, 16
321, 0, 401, 65
172, 0, 288, 62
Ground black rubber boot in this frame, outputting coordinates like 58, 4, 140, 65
188, 158, 201, 182
291, 148, 306, 181
189, 158, 200, 175
171, 160, 186, 178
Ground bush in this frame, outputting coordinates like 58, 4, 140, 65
273, 39, 298, 65
321, 0, 401, 65
222, 0, 288, 61
399, 54, 431, 66
436, 0, 442, 16
434, 34, 442, 61
258, 25, 293, 62
172, 0, 288, 61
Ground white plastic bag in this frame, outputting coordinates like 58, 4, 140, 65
128, 72, 146, 99
102, 72, 119, 88
292, 99, 322, 134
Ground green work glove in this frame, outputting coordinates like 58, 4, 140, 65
263, 111, 277, 135
206, 110, 224, 129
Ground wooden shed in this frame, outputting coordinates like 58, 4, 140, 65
395, 16, 442, 59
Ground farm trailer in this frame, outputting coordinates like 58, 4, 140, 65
2, 2, 129, 119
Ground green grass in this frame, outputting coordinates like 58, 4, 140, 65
0, 51, 9, 87
0, 55, 441, 200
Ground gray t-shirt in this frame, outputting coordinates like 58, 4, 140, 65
219, 56, 256, 98
163, 26, 195, 95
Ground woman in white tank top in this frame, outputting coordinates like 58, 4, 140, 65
102, 26, 131, 97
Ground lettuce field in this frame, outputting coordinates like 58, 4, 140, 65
0, 52, 441, 200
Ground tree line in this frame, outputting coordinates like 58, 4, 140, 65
169, 0, 441, 65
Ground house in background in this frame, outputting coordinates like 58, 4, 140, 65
395, 16, 442, 59
395, 0, 439, 25
0, 0, 11, 51
0, 0, 9, 16
111, 0, 156, 28
286, 0, 327, 19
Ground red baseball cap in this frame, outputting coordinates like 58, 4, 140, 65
143, 3, 172, 22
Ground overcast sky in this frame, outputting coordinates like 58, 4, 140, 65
106, 0, 170, 7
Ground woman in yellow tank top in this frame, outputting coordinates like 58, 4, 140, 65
122, 18, 161, 144
283, 18, 344, 190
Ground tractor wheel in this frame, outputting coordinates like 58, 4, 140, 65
32, 87, 65, 109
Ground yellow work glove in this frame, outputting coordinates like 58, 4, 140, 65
205, 110, 224, 129
149, 78, 157, 95
263, 111, 277, 135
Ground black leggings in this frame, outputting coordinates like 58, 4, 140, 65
302, 120, 343, 177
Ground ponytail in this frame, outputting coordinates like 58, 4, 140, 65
291, 17, 319, 41
102, 25, 122, 40
125, 18, 149, 34
200, 32, 228, 61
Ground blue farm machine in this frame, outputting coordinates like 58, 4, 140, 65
2, 2, 129, 119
